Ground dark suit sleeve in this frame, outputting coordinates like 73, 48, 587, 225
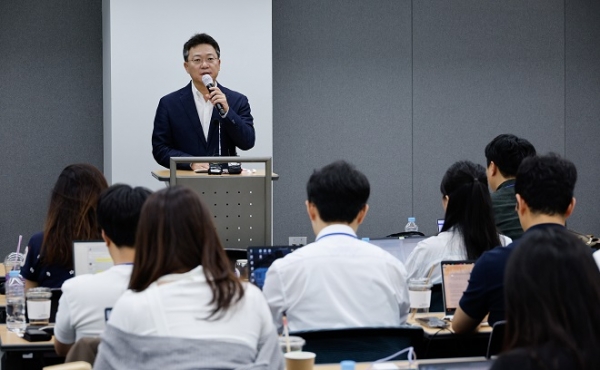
152, 98, 194, 169
219, 93, 255, 151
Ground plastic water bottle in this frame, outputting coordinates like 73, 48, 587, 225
405, 217, 419, 232
6, 270, 26, 335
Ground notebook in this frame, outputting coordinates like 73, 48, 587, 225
73, 240, 113, 276
367, 236, 427, 264
440, 260, 475, 319
247, 246, 301, 289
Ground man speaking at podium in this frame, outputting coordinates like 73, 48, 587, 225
152, 33, 256, 170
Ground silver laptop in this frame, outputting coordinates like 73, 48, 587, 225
73, 240, 113, 276
440, 260, 475, 319
367, 236, 426, 264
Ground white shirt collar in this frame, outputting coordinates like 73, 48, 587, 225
315, 224, 358, 241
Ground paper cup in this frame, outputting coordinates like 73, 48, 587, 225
284, 351, 316, 370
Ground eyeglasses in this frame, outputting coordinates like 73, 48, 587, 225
189, 57, 219, 65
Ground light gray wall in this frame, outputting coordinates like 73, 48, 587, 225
1, 1, 599, 256
273, 0, 600, 243
0, 1, 103, 258
565, 0, 600, 235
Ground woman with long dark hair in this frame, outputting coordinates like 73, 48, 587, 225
491, 227, 600, 370
94, 186, 283, 369
21, 164, 108, 289
406, 161, 511, 284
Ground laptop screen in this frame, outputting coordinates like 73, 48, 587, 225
73, 240, 113, 276
368, 236, 426, 264
419, 360, 493, 370
247, 246, 301, 289
437, 219, 445, 232
441, 260, 475, 315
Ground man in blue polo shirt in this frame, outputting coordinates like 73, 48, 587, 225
452, 153, 577, 333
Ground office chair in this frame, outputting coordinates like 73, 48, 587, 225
486, 320, 506, 358
290, 326, 424, 364
430, 284, 443, 313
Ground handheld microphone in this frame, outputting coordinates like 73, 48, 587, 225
201, 75, 226, 116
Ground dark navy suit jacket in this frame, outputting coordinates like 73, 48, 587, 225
152, 82, 255, 169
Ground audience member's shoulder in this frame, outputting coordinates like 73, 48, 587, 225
491, 348, 534, 370
476, 242, 514, 267
27, 232, 44, 250
60, 273, 94, 292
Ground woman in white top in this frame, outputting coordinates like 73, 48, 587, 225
94, 186, 283, 370
406, 161, 511, 285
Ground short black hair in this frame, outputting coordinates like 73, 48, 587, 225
306, 160, 370, 223
183, 33, 220, 61
97, 184, 152, 248
515, 153, 577, 216
485, 134, 536, 177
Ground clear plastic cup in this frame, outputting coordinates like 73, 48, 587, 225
26, 287, 52, 326
408, 278, 432, 313
278, 335, 306, 352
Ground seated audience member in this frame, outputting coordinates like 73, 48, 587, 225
262, 160, 410, 333
406, 161, 511, 284
94, 186, 283, 370
22, 164, 108, 289
452, 153, 577, 333
484, 134, 536, 240
491, 227, 600, 370
54, 184, 151, 357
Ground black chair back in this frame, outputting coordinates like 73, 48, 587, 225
290, 326, 424, 364
486, 320, 506, 358
430, 284, 444, 313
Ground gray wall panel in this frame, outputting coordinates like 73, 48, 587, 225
0, 1, 103, 258
565, 0, 600, 236
412, 1, 565, 235
273, 0, 413, 243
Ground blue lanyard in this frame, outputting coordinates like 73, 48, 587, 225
315, 232, 358, 242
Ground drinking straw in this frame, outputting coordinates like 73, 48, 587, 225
283, 315, 291, 353
16, 235, 22, 255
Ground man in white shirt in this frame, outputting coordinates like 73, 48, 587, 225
262, 160, 410, 333
54, 184, 151, 356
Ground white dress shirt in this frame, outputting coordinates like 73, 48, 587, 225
191, 83, 214, 142
405, 229, 512, 285
108, 266, 275, 350
54, 264, 133, 344
262, 224, 410, 333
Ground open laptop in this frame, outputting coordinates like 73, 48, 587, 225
247, 246, 301, 289
440, 260, 475, 320
367, 236, 426, 264
73, 240, 113, 276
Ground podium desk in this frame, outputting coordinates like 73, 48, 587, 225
0, 324, 63, 369
151, 169, 279, 182
153, 157, 277, 248
408, 313, 492, 359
